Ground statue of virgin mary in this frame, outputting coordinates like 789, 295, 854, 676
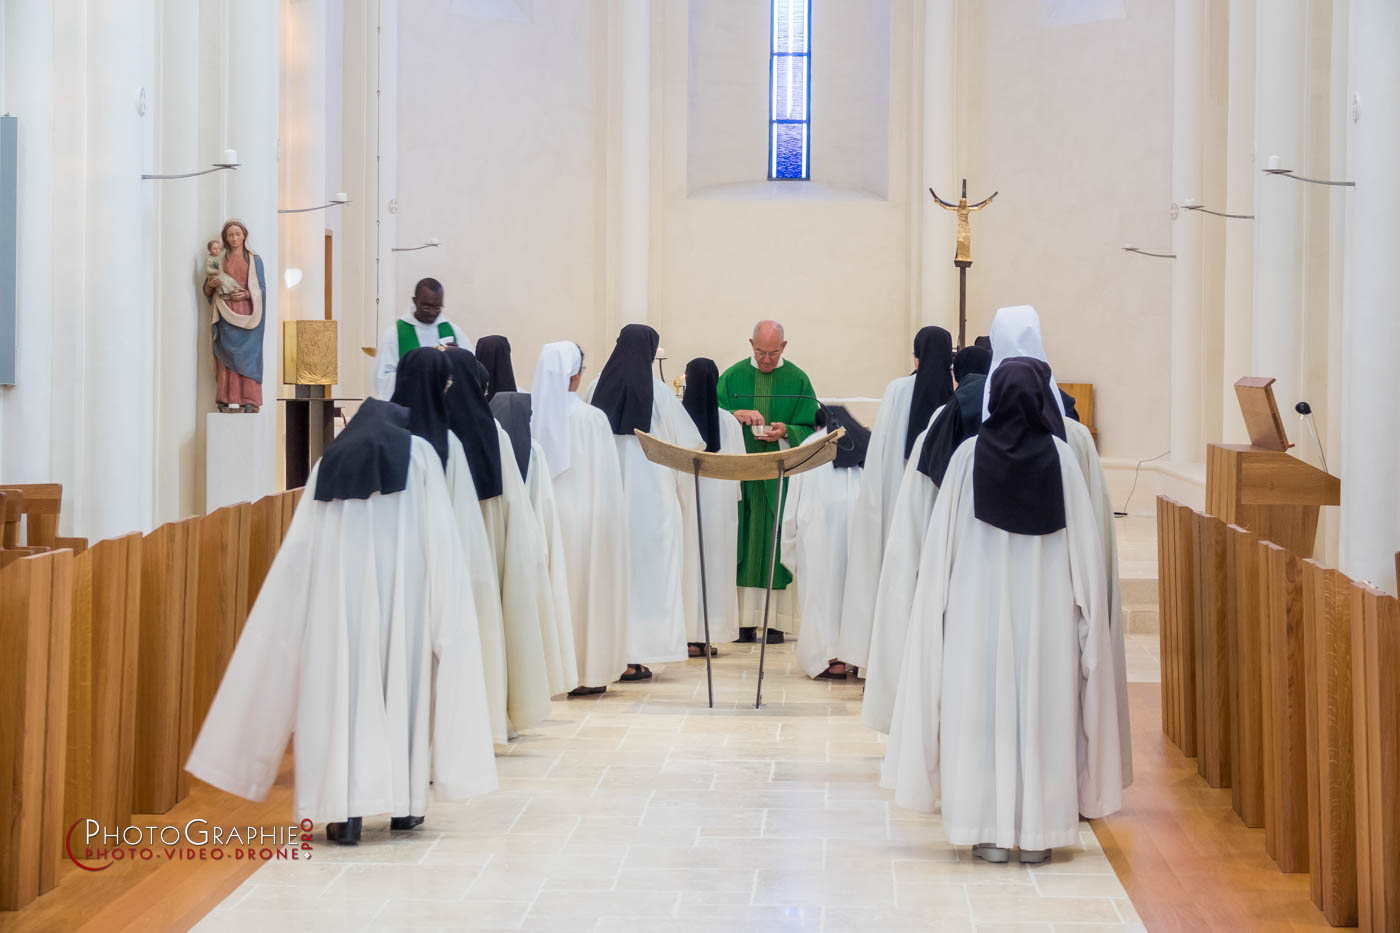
201, 219, 266, 413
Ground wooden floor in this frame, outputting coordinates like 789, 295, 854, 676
0, 757, 294, 933
1095, 683, 1336, 931
2, 683, 1343, 932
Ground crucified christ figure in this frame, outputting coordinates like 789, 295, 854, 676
929, 179, 998, 266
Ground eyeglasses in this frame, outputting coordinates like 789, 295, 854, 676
753, 348, 783, 359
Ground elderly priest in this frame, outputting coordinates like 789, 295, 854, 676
716, 320, 819, 643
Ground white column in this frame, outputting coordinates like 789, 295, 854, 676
225, 0, 281, 494
1169, 0, 1205, 462
1251, 0, 1306, 413
612, 0, 651, 327
1220, 0, 1255, 443
154, 0, 201, 524
918, 0, 957, 333
1339, 0, 1400, 593
280, 0, 328, 322
81, 0, 157, 539
0, 1, 56, 487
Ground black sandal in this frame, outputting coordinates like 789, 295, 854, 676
569, 685, 607, 696
326, 817, 362, 846
687, 643, 718, 658
390, 815, 424, 831
618, 664, 653, 682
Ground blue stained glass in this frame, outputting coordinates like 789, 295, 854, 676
771, 56, 808, 121
768, 0, 810, 180
771, 123, 807, 180
772, 0, 809, 53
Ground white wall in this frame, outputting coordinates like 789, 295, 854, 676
0, 0, 283, 540
394, 0, 609, 379
962, 0, 1175, 463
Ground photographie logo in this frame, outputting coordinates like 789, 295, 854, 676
66, 818, 316, 871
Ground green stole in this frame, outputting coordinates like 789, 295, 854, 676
397, 319, 455, 356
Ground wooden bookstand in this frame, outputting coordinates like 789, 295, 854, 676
1206, 378, 1339, 558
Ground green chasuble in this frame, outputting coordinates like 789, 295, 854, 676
397, 319, 456, 356
715, 359, 819, 590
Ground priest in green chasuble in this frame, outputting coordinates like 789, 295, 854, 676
716, 320, 819, 642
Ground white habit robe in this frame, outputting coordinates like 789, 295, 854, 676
186, 439, 498, 822
881, 438, 1123, 849
679, 411, 745, 646
550, 397, 631, 688
838, 377, 937, 667
780, 430, 862, 677
1063, 418, 1132, 785
523, 439, 581, 696
586, 376, 704, 663
861, 423, 939, 732
444, 430, 553, 742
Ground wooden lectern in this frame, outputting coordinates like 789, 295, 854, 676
1205, 378, 1339, 558
635, 428, 844, 709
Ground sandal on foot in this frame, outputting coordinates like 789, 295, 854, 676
569, 685, 607, 697
687, 643, 718, 658
1018, 848, 1051, 864
816, 665, 847, 680
618, 664, 653, 682
972, 843, 1010, 864
390, 815, 425, 831
326, 817, 363, 846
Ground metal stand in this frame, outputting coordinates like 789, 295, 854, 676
955, 259, 971, 350
755, 463, 788, 709
692, 459, 715, 709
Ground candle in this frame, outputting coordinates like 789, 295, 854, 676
1267, 154, 1281, 171
656, 346, 667, 359
222, 148, 238, 165
332, 192, 349, 203
425, 237, 440, 247
1122, 244, 1136, 251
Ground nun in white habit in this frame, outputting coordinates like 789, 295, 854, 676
978, 305, 1132, 785
393, 348, 552, 744
838, 326, 955, 671
678, 358, 745, 654
531, 340, 631, 694
487, 348, 580, 699
881, 358, 1123, 862
586, 324, 704, 676
861, 346, 991, 731
185, 399, 498, 846
780, 405, 869, 679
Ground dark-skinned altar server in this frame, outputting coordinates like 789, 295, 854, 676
532, 341, 630, 694
478, 337, 579, 698
838, 326, 955, 673
186, 399, 497, 846
860, 345, 990, 731
587, 324, 704, 679
678, 358, 745, 656
882, 358, 1123, 864
780, 405, 870, 679
392, 348, 551, 742
980, 305, 1130, 784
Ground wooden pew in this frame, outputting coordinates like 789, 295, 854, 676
245, 493, 283, 612
0, 550, 75, 910
1259, 540, 1309, 873
0, 489, 22, 547
1351, 582, 1400, 932
1226, 524, 1265, 827
1158, 497, 1198, 756
192, 503, 251, 736
64, 533, 143, 836
132, 517, 200, 813
1193, 510, 1231, 787
0, 484, 87, 553
1301, 560, 1356, 926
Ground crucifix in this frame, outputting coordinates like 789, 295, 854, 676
929, 179, 998, 349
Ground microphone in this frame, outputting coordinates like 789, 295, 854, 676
1294, 400, 1328, 472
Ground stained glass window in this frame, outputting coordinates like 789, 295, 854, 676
769, 0, 810, 180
